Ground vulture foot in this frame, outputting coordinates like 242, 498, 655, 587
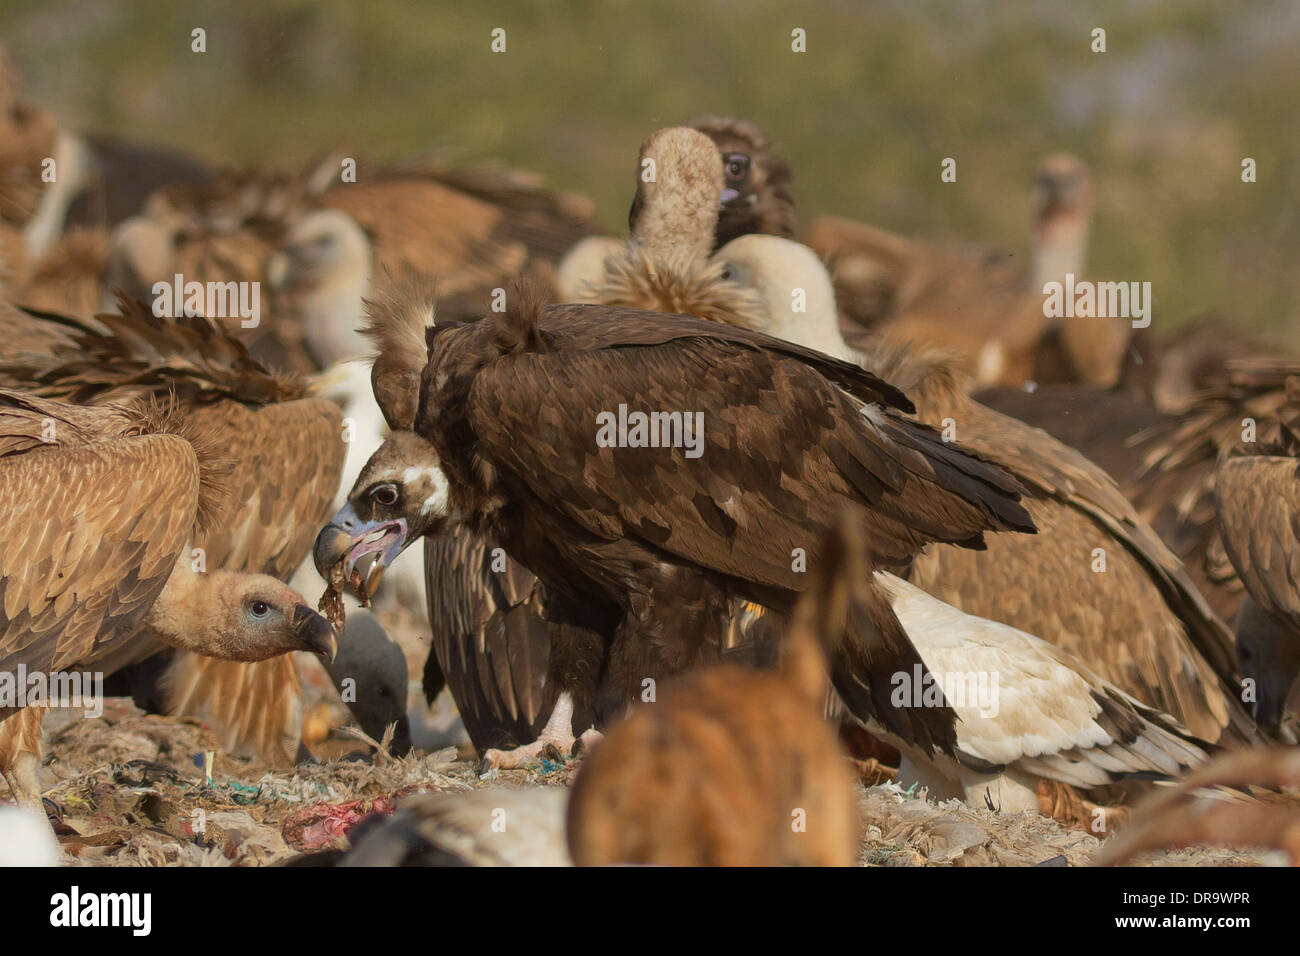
478, 692, 601, 771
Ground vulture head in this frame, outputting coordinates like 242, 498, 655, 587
268, 209, 373, 366
269, 209, 370, 290
325, 610, 412, 754
104, 212, 185, 302
689, 116, 796, 249
1234, 595, 1300, 732
1032, 152, 1093, 287
1035, 152, 1092, 224
712, 233, 855, 361
160, 570, 338, 663
313, 429, 451, 602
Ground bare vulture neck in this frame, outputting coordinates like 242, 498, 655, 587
1032, 210, 1089, 290
631, 130, 725, 265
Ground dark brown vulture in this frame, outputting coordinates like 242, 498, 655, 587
567, 520, 862, 866
0, 298, 346, 766
0, 390, 336, 808
407, 129, 781, 757
315, 256, 1037, 771
701, 232, 1255, 747
679, 116, 797, 249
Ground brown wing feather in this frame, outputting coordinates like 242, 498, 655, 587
322, 180, 529, 299
423, 530, 555, 752
465, 340, 1031, 585
0, 435, 197, 691
898, 383, 1246, 742
1216, 456, 1300, 630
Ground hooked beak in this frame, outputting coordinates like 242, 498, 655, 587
313, 502, 409, 605
293, 605, 338, 663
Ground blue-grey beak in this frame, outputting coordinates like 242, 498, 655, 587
313, 502, 409, 603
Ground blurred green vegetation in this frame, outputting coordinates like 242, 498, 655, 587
4, 0, 1298, 340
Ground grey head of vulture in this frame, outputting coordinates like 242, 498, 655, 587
323, 610, 412, 755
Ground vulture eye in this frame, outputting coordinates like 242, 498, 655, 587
724, 153, 750, 182
249, 601, 271, 619
370, 484, 399, 506
720, 261, 748, 285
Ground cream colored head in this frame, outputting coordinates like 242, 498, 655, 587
711, 234, 854, 361
148, 568, 337, 663
269, 208, 373, 365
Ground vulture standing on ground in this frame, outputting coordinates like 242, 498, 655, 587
314, 267, 1035, 769
308, 130, 780, 757
698, 231, 1254, 747
266, 160, 599, 754
0, 299, 347, 766
0, 390, 337, 807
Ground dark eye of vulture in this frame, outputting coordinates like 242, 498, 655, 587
723, 152, 751, 183
370, 483, 399, 506
249, 600, 271, 619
